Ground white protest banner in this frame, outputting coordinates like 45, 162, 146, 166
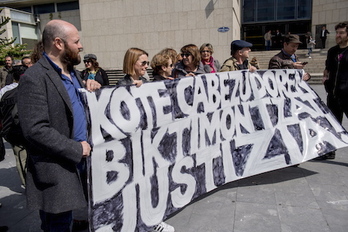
82, 69, 348, 232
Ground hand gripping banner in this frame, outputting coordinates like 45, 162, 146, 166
82, 69, 348, 232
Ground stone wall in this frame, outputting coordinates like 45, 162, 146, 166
312, 0, 348, 48
79, 0, 240, 70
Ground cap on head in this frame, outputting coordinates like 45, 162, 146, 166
231, 40, 253, 55
83, 54, 97, 61
284, 34, 302, 44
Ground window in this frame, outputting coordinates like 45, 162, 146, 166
243, 0, 255, 23
34, 3, 55, 14
257, 0, 274, 21
17, 7, 32, 13
298, 1, 311, 19
277, 1, 295, 20
57, 1, 79, 11
242, 0, 312, 23
11, 22, 20, 45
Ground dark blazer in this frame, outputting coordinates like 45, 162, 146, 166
17, 56, 86, 214
320, 29, 330, 39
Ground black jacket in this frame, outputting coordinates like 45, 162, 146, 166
325, 45, 348, 95
81, 67, 109, 86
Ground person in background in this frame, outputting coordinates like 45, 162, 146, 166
0, 56, 13, 88
21, 56, 33, 68
173, 44, 209, 78
31, 41, 43, 64
117, 47, 149, 87
81, 54, 109, 86
321, 21, 348, 160
5, 57, 33, 85
151, 53, 174, 81
17, 19, 101, 232
159, 48, 178, 66
199, 43, 220, 73
268, 34, 311, 81
320, 26, 330, 49
220, 40, 257, 72
307, 35, 316, 58
274, 29, 283, 49
0, 65, 28, 189
264, 30, 272, 51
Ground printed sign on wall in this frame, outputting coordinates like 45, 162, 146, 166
83, 70, 348, 232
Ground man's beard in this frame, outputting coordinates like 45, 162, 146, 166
60, 42, 81, 69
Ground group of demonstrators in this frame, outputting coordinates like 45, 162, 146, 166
115, 33, 312, 94
0, 18, 347, 232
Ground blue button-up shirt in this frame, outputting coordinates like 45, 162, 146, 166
44, 53, 87, 142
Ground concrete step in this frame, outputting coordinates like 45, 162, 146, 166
250, 49, 327, 75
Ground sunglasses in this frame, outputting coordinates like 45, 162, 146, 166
181, 53, 192, 57
201, 50, 211, 53
84, 60, 91, 63
140, 61, 150, 66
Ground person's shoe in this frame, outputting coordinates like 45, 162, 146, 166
72, 219, 88, 231
308, 56, 312, 58
153, 222, 175, 232
314, 155, 327, 160
326, 152, 336, 159
0, 226, 8, 232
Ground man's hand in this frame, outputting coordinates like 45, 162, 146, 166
249, 66, 257, 72
80, 141, 91, 157
322, 69, 329, 84
293, 62, 306, 69
303, 72, 311, 81
86, 79, 101, 92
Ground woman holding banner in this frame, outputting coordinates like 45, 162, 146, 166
117, 47, 149, 87
117, 48, 175, 232
173, 44, 210, 78
151, 53, 174, 81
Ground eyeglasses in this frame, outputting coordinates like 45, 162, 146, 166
140, 61, 150, 66
201, 50, 211, 53
169, 64, 173, 68
181, 53, 192, 57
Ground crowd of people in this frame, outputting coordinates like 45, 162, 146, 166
0, 19, 347, 232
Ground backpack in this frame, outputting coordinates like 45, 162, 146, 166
0, 87, 26, 146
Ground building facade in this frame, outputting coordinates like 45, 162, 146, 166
0, 0, 347, 70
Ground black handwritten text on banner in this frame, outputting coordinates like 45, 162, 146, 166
83, 70, 348, 232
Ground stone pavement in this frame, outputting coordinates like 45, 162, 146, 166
1, 84, 348, 232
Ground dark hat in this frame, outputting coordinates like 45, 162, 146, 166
231, 40, 253, 51
83, 54, 97, 61
284, 34, 302, 44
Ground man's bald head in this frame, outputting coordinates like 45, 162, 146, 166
42, 20, 76, 52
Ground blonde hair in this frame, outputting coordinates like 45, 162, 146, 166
199, 43, 214, 54
159, 48, 178, 65
151, 53, 171, 75
123, 47, 148, 76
